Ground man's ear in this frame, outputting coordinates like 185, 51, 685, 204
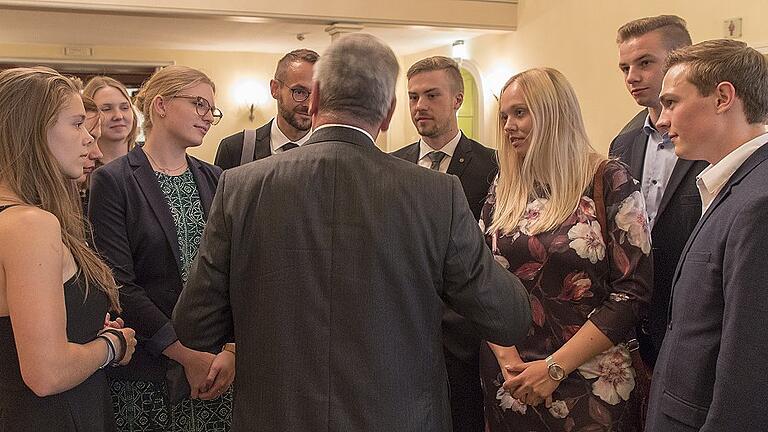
714, 81, 737, 115
454, 91, 464, 111
308, 80, 320, 117
379, 97, 397, 132
270, 79, 280, 100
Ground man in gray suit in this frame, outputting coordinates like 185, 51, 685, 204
646, 39, 768, 431
214, 48, 319, 169
173, 33, 531, 432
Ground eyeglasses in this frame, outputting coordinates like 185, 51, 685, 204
275, 79, 311, 103
173, 95, 223, 125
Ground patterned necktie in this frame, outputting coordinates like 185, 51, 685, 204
427, 151, 447, 171
281, 142, 298, 152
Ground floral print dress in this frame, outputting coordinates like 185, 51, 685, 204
479, 160, 652, 432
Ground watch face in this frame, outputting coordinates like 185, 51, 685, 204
548, 364, 565, 381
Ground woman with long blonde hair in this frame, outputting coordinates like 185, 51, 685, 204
88, 65, 232, 431
0, 67, 136, 431
480, 68, 651, 431
83, 76, 138, 165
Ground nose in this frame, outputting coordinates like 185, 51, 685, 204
626, 66, 641, 85
202, 107, 214, 124
657, 107, 671, 130
503, 116, 517, 132
88, 139, 103, 161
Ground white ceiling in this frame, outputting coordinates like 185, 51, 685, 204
0, 8, 507, 55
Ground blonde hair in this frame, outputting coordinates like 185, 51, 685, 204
490, 68, 605, 236
83, 76, 138, 149
0, 67, 119, 310
133, 65, 215, 137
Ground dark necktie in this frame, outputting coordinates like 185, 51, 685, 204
427, 151, 447, 171
281, 142, 298, 152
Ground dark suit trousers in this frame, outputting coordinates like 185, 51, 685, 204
445, 349, 483, 432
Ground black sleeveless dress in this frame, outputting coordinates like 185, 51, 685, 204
0, 205, 115, 431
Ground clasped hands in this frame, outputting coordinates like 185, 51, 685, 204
182, 347, 235, 400
501, 360, 561, 407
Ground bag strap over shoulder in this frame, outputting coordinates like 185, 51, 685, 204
240, 129, 258, 166
593, 160, 609, 241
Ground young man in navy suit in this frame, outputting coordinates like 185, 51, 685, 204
646, 38, 768, 432
392, 56, 497, 432
611, 15, 707, 367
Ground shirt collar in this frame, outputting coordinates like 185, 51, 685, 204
270, 118, 311, 152
418, 130, 462, 161
697, 132, 768, 204
313, 123, 376, 144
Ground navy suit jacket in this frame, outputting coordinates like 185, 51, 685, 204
646, 139, 768, 431
609, 111, 707, 365
89, 146, 221, 382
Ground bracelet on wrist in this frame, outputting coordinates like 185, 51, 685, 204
99, 329, 127, 366
96, 335, 116, 369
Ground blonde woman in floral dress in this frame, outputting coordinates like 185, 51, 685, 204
480, 68, 652, 432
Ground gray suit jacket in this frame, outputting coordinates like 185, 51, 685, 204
173, 125, 531, 432
646, 140, 768, 431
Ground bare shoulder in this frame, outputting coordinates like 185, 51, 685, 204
0, 206, 61, 256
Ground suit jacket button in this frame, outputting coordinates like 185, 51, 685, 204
459, 158, 465, 163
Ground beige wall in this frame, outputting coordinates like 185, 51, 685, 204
389, 0, 768, 155
0, 42, 283, 161
2, 0, 766, 162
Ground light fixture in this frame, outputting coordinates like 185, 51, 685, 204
452, 40, 467, 62
232, 79, 270, 122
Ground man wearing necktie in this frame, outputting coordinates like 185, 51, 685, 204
392, 56, 498, 432
214, 49, 319, 170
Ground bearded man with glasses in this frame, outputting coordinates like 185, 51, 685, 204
214, 49, 319, 170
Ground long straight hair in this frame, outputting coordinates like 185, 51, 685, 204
83, 75, 138, 149
490, 68, 606, 236
0, 67, 120, 310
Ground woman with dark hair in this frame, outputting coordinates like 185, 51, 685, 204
0, 67, 136, 431
89, 65, 233, 431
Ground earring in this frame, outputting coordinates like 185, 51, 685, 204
159, 113, 166, 118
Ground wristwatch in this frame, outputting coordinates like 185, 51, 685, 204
545, 355, 565, 381
221, 343, 236, 355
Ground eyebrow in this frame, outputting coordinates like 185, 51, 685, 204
71, 114, 86, 121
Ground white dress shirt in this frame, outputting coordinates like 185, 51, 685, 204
270, 118, 312, 154
313, 123, 376, 145
641, 115, 678, 231
696, 132, 768, 215
417, 131, 462, 173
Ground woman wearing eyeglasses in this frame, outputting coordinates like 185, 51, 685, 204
88, 65, 233, 431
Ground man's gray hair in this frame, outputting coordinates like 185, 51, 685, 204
313, 33, 399, 126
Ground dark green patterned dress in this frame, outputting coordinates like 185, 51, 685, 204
111, 170, 232, 432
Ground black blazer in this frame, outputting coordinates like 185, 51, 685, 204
173, 126, 530, 432
609, 111, 707, 366
88, 146, 221, 381
646, 140, 768, 431
391, 133, 498, 221
214, 120, 273, 170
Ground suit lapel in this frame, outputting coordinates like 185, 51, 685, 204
671, 142, 768, 287
447, 134, 472, 178
129, 147, 182, 270
402, 142, 420, 163
628, 131, 647, 181
655, 158, 697, 220
254, 120, 273, 160
188, 156, 213, 219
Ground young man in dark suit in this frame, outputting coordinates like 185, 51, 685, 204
611, 15, 707, 367
392, 56, 497, 432
173, 34, 531, 432
646, 38, 768, 432
214, 49, 319, 169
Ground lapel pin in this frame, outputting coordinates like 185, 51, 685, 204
459, 158, 465, 163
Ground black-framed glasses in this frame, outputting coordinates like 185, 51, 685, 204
275, 79, 311, 103
173, 95, 223, 125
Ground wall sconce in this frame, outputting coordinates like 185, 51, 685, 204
452, 40, 467, 62
232, 78, 270, 122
